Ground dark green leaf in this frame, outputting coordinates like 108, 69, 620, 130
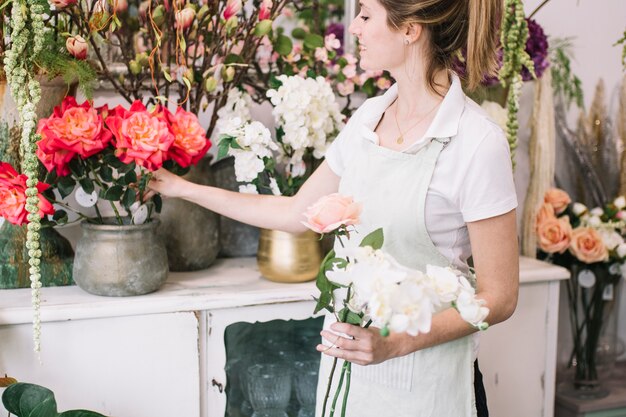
1, 383, 56, 417
58, 176, 76, 199
268, 75, 282, 89
313, 291, 333, 315
116, 161, 134, 174
44, 170, 58, 185
124, 170, 137, 184
217, 138, 231, 160
122, 188, 136, 209
291, 27, 306, 39
68, 159, 85, 178
273, 35, 293, 56
338, 308, 362, 325
303, 33, 324, 50
28, 396, 58, 417
362, 77, 376, 97
59, 411, 108, 417
103, 185, 124, 201
224, 53, 243, 65
52, 209, 69, 224
78, 178, 95, 194
99, 165, 113, 182
2, 382, 30, 414
359, 228, 384, 250
153, 194, 162, 213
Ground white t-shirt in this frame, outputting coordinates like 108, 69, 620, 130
325, 75, 518, 271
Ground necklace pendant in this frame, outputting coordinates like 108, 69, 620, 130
396, 135, 404, 145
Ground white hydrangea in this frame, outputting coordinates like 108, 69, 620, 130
238, 184, 258, 194
215, 89, 253, 138
232, 150, 265, 183
267, 75, 344, 160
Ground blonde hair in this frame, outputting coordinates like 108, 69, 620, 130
377, 0, 502, 93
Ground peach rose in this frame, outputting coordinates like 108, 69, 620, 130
105, 101, 174, 171
66, 35, 88, 60
302, 193, 362, 234
535, 202, 556, 231
569, 227, 609, 264
37, 96, 112, 160
165, 107, 211, 168
0, 162, 54, 225
537, 217, 572, 254
544, 188, 571, 214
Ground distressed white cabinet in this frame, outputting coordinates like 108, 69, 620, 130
0, 257, 568, 417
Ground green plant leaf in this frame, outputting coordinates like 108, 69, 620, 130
224, 53, 243, 65
28, 397, 58, 417
68, 159, 85, 178
217, 138, 231, 160
313, 291, 333, 315
78, 178, 95, 194
99, 165, 113, 182
291, 27, 306, 39
153, 194, 163, 213
274, 35, 293, 56
303, 33, 324, 50
59, 410, 108, 417
103, 185, 124, 201
338, 308, 362, 325
122, 188, 136, 209
58, 176, 76, 199
124, 170, 137, 184
2, 382, 29, 414
359, 228, 384, 250
1, 383, 57, 417
52, 209, 69, 225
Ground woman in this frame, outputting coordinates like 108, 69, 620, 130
148, 0, 519, 415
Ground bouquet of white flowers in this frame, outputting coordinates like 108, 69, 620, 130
302, 193, 489, 417
216, 75, 345, 196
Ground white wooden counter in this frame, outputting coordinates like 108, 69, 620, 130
0, 256, 569, 417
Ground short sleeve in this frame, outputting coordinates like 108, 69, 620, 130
324, 105, 365, 176
458, 126, 518, 222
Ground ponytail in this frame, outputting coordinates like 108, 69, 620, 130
466, 0, 502, 90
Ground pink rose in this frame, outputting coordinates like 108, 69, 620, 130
105, 101, 175, 171
36, 135, 76, 176
569, 227, 609, 264
302, 193, 362, 234
544, 188, 571, 215
175, 7, 196, 30
222, 0, 242, 20
50, 0, 78, 8
0, 162, 54, 226
165, 107, 211, 168
535, 202, 556, 231
37, 96, 113, 161
258, 0, 272, 21
66, 35, 88, 60
537, 217, 571, 254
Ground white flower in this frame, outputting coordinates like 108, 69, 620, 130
215, 89, 253, 138
615, 196, 626, 209
232, 150, 265, 182
455, 289, 489, 327
598, 229, 624, 250
572, 202, 588, 216
590, 207, 604, 217
238, 184, 258, 194
588, 216, 602, 227
386, 275, 436, 336
269, 177, 281, 196
481, 101, 508, 132
617, 243, 626, 258
426, 264, 461, 303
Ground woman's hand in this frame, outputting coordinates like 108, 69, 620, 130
317, 322, 407, 366
144, 168, 190, 200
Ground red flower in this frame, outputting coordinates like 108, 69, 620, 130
165, 107, 211, 168
0, 162, 54, 226
105, 101, 175, 171
37, 96, 113, 175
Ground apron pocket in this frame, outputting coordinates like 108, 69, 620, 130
352, 353, 415, 391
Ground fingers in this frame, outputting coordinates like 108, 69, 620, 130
142, 190, 156, 202
320, 330, 360, 350
316, 344, 374, 366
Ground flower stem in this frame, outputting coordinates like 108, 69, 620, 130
329, 361, 348, 417
321, 357, 338, 417
340, 362, 352, 417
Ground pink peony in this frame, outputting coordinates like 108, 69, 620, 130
37, 96, 113, 160
302, 193, 362, 234
165, 107, 211, 168
105, 101, 175, 171
0, 162, 54, 226
569, 227, 609, 264
66, 35, 88, 60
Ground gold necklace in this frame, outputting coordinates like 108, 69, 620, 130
392, 99, 441, 145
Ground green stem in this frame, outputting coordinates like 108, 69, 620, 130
86, 160, 121, 224
340, 362, 352, 417
329, 361, 348, 417
321, 357, 339, 417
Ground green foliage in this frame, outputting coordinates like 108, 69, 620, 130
614, 29, 626, 71
2, 382, 107, 417
359, 228, 384, 250
550, 38, 584, 109
35, 34, 98, 100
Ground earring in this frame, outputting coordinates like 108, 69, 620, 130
404, 39, 409, 45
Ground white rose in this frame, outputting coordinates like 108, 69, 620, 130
598, 229, 624, 250
617, 243, 626, 258
590, 207, 604, 217
588, 216, 601, 227
615, 196, 626, 209
572, 202, 588, 216
238, 184, 258, 194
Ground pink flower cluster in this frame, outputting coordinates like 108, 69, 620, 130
37, 97, 211, 175
0, 162, 54, 226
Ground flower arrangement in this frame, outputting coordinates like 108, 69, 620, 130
535, 188, 625, 387
216, 74, 344, 196
304, 194, 489, 417
0, 162, 55, 226
36, 96, 211, 226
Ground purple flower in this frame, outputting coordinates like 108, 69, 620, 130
523, 18, 549, 81
325, 23, 344, 56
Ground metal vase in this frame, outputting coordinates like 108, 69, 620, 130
73, 219, 168, 296
157, 156, 220, 271
256, 229, 322, 283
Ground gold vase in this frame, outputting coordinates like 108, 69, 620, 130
256, 229, 322, 283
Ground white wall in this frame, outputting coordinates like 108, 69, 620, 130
521, 0, 626, 360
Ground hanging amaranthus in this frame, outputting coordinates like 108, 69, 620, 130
3, 0, 47, 355
499, 0, 536, 168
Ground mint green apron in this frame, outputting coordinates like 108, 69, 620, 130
316, 137, 476, 417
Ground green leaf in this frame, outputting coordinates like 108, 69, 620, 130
124, 170, 137, 184
313, 291, 333, 315
59, 411, 108, 417
28, 397, 58, 417
1, 383, 57, 417
122, 188, 136, 209
338, 308, 362, 325
2, 382, 29, 414
225, 53, 244, 65
78, 178, 95, 194
44, 170, 58, 185
273, 35, 293, 56
291, 27, 306, 39
103, 185, 124, 201
58, 176, 76, 199
163, 69, 172, 82
99, 165, 113, 182
116, 161, 135, 174
359, 228, 384, 250
303, 33, 324, 50
217, 138, 232, 160
153, 194, 163, 213
68, 159, 85, 178
52, 209, 69, 225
